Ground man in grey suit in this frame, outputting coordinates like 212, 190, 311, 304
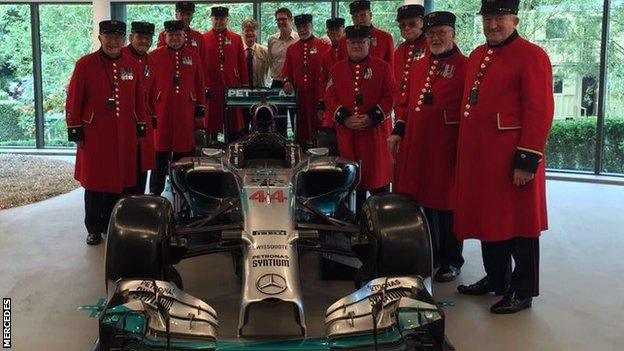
242, 19, 270, 133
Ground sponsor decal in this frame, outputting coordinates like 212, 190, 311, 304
256, 273, 287, 295
249, 190, 286, 203
251, 254, 290, 267
2, 298, 10, 348
367, 288, 410, 306
255, 244, 289, 250
369, 279, 401, 292
129, 281, 176, 310
252, 230, 287, 236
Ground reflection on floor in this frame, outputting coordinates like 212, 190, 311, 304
0, 180, 623, 350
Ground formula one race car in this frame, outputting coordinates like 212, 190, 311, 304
95, 89, 448, 350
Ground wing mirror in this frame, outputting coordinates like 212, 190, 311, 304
306, 147, 329, 157
202, 148, 225, 158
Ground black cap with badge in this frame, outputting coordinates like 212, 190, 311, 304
326, 18, 346, 29
164, 20, 185, 32
211, 6, 229, 18
349, 0, 371, 14
423, 11, 457, 32
345, 25, 371, 40
131, 21, 155, 35
479, 0, 520, 15
176, 1, 195, 13
396, 5, 425, 21
99, 20, 126, 35
294, 14, 313, 27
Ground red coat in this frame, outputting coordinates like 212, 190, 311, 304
338, 27, 395, 67
393, 35, 428, 100
65, 50, 147, 194
454, 34, 554, 241
319, 44, 341, 128
121, 45, 156, 172
324, 56, 395, 190
203, 29, 249, 133
394, 48, 467, 211
157, 28, 206, 62
150, 46, 205, 153
282, 36, 330, 143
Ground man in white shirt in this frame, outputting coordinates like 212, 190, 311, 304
242, 19, 270, 133
267, 7, 299, 137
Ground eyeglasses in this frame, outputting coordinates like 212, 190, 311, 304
425, 28, 452, 38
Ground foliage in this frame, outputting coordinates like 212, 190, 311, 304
0, 1, 623, 174
545, 117, 624, 173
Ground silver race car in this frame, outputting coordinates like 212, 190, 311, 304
95, 89, 449, 351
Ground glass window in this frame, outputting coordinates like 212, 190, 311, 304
127, 3, 253, 46
338, 0, 402, 45
260, 2, 332, 44
40, 4, 93, 147
443, 1, 604, 172
0, 4, 35, 147
604, 2, 624, 174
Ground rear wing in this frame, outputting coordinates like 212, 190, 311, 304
225, 88, 297, 108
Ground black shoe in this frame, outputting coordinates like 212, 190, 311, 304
86, 232, 102, 245
434, 265, 461, 283
490, 292, 532, 314
457, 276, 507, 295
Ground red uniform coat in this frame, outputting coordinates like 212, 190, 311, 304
203, 29, 249, 133
338, 26, 395, 67
319, 44, 341, 128
393, 35, 428, 100
65, 50, 147, 194
150, 46, 205, 153
454, 34, 554, 241
324, 56, 395, 190
122, 45, 156, 172
157, 28, 206, 62
394, 47, 467, 211
282, 36, 330, 143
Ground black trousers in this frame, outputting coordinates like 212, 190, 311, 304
270, 80, 294, 138
355, 185, 391, 218
481, 237, 540, 297
149, 150, 193, 196
125, 144, 147, 195
423, 208, 464, 269
84, 190, 122, 235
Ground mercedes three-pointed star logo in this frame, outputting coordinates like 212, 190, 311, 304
256, 273, 287, 295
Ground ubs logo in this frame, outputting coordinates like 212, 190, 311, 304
256, 273, 287, 295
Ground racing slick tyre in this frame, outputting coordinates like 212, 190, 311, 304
315, 127, 339, 156
355, 193, 432, 288
105, 195, 177, 290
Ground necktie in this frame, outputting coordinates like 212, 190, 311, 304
247, 47, 254, 88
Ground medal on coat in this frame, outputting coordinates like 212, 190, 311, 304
121, 68, 133, 80
310, 46, 317, 55
144, 66, 151, 78
364, 68, 373, 80
190, 39, 198, 47
225, 37, 232, 45
106, 97, 115, 110
355, 94, 363, 106
182, 56, 192, 65
424, 92, 433, 105
371, 37, 378, 47
413, 49, 425, 60
469, 88, 478, 105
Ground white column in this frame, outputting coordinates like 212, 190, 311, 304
92, 0, 111, 51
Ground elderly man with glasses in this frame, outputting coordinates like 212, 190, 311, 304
393, 4, 428, 101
